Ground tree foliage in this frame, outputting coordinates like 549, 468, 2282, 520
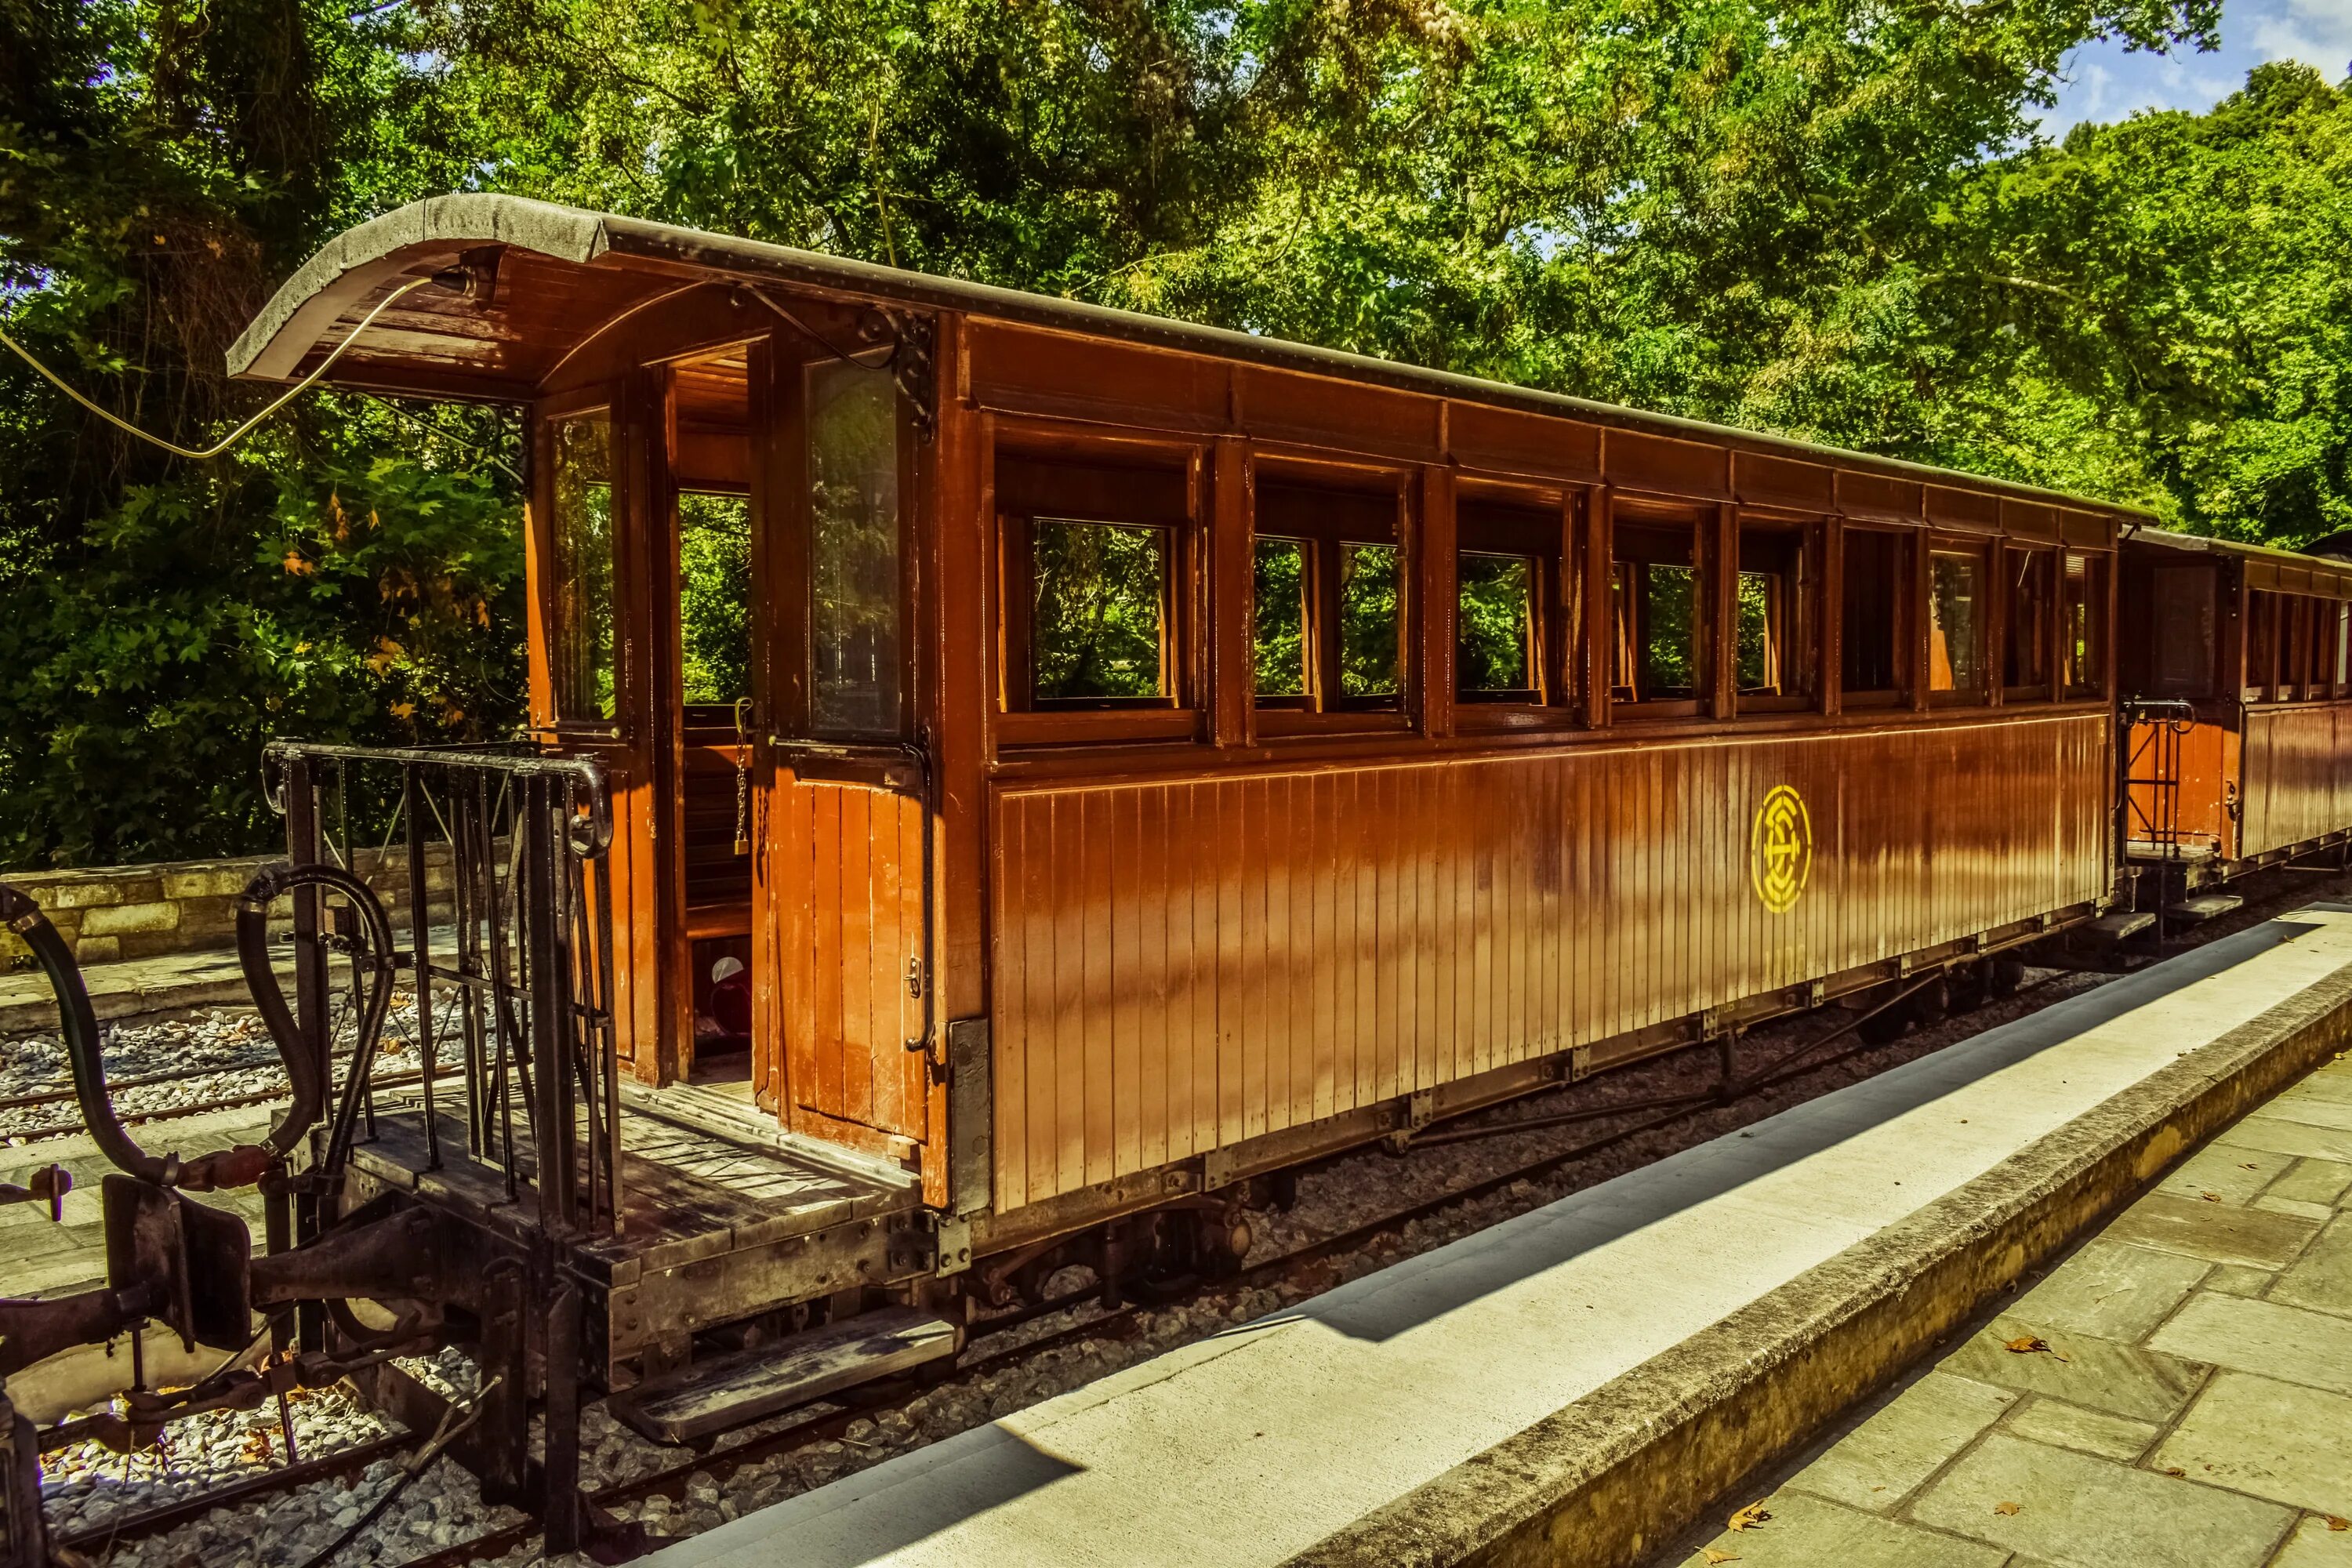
4, 0, 2350, 866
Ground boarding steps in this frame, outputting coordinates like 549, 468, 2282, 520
608, 1307, 960, 1443
2165, 892, 2245, 924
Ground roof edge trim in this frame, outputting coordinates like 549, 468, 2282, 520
227, 194, 611, 380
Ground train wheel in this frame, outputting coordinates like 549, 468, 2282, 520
1857, 986, 1912, 1045
1946, 963, 1989, 1015
1987, 957, 2027, 997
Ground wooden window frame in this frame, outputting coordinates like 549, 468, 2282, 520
2001, 543, 2060, 704
534, 384, 630, 741
1732, 510, 1824, 716
991, 431, 1209, 746
1249, 456, 1417, 738
2063, 547, 2111, 702
1835, 522, 1912, 710
1452, 481, 1577, 727
1926, 533, 1991, 707
2245, 587, 2279, 702
1609, 500, 1711, 720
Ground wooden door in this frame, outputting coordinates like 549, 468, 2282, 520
753, 345, 931, 1161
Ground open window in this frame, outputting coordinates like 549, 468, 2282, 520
1927, 541, 1988, 702
2062, 549, 2108, 699
1611, 507, 1707, 714
1840, 525, 1910, 706
2002, 545, 2055, 700
1251, 473, 1408, 720
997, 445, 1196, 736
546, 406, 619, 726
1455, 492, 1569, 709
1734, 516, 1818, 712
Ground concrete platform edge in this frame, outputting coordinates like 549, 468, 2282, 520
1283, 949, 2352, 1568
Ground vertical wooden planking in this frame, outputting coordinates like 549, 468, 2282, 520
1110, 788, 1144, 1176
811, 787, 848, 1119
1080, 790, 1116, 1186
992, 797, 1027, 1210
1137, 786, 1171, 1172
1049, 793, 1087, 1198
1216, 777, 1246, 1149
1312, 771, 1339, 1123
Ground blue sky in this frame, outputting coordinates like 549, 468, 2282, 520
2038, 0, 2352, 136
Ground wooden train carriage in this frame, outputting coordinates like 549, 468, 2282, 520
2120, 528, 2352, 892
233, 194, 2133, 1327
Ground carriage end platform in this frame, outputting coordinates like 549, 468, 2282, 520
646, 906, 2352, 1568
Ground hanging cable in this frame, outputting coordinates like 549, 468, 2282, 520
0, 276, 430, 462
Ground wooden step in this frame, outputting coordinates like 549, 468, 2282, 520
609, 1307, 959, 1443
2089, 911, 2156, 942
2165, 893, 2245, 924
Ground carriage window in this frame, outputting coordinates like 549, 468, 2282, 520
1253, 537, 1310, 699
1737, 521, 1817, 707
1457, 496, 1565, 706
1029, 520, 1172, 702
1613, 519, 1704, 706
1253, 478, 1406, 713
1929, 547, 1985, 695
2245, 588, 2278, 699
1339, 544, 1402, 698
808, 360, 903, 733
1841, 527, 1907, 700
548, 409, 617, 722
2149, 565, 2215, 698
679, 492, 751, 705
2062, 550, 2107, 699
1458, 554, 1537, 695
2003, 546, 2054, 695
2338, 603, 2350, 690
996, 449, 1191, 716
2286, 596, 2314, 699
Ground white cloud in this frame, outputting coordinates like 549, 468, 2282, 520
2249, 0, 2352, 71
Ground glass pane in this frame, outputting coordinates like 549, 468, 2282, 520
1842, 529, 1901, 694
808, 360, 902, 733
1643, 563, 1699, 696
1253, 537, 1308, 695
2005, 549, 2053, 688
1929, 550, 1983, 692
1033, 519, 1169, 700
549, 411, 616, 721
1735, 572, 1781, 693
678, 492, 751, 705
1457, 553, 1534, 694
1338, 543, 1402, 699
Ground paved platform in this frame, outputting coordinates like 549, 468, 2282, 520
646, 907, 2352, 1568
1661, 1046, 2352, 1568
0, 944, 279, 1033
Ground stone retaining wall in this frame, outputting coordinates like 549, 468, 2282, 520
0, 849, 455, 967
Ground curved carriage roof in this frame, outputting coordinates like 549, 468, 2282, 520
233, 193, 2151, 521
2126, 524, 2352, 597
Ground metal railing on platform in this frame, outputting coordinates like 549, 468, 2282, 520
263, 741, 619, 1236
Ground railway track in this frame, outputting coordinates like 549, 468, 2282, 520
36, 862, 2347, 1566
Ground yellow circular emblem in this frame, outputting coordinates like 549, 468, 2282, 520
1751, 784, 1812, 915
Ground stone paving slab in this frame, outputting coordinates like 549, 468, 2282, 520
0, 943, 289, 1033
1653, 1043, 2352, 1568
